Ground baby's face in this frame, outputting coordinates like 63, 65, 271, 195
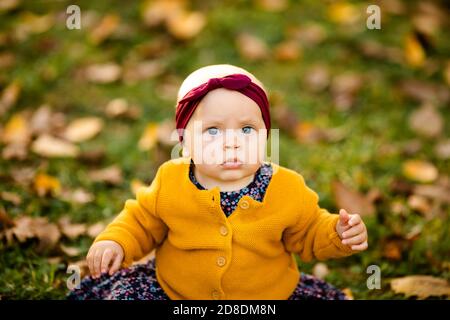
183, 88, 267, 184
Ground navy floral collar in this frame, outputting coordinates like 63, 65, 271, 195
189, 160, 273, 217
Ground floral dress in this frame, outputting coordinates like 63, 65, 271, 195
67, 161, 347, 300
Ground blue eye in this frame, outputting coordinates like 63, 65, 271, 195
242, 126, 254, 134
207, 127, 219, 135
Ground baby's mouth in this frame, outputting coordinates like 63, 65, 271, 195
221, 158, 243, 169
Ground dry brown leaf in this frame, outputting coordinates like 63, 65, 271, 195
60, 244, 82, 257
123, 60, 165, 84
398, 79, 450, 104
88, 165, 123, 185
256, 0, 288, 12
359, 40, 403, 64
404, 33, 426, 68
391, 275, 450, 299
87, 222, 107, 238
89, 14, 120, 44
0, 216, 61, 251
402, 160, 438, 183
30, 105, 53, 135
304, 64, 330, 92
331, 180, 376, 217
0, 191, 22, 206
236, 33, 269, 61
0, 0, 20, 12
141, 0, 184, 27
63, 117, 104, 143
434, 140, 450, 160
408, 103, 443, 138
60, 188, 94, 205
33, 173, 61, 197
413, 184, 450, 204
341, 288, 354, 300
331, 73, 364, 111
274, 40, 301, 61
0, 207, 15, 230
85, 63, 122, 84
14, 12, 55, 41
58, 216, 87, 240
31, 134, 80, 158
287, 24, 326, 47
312, 263, 329, 280
407, 194, 432, 217
138, 122, 159, 151
382, 237, 405, 260
0, 81, 21, 116
166, 11, 206, 40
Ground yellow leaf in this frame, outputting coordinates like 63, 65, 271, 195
391, 275, 450, 299
404, 33, 426, 67
402, 160, 438, 183
138, 122, 159, 151
166, 11, 206, 40
1, 113, 31, 145
34, 173, 61, 197
328, 2, 360, 25
89, 14, 120, 45
63, 117, 104, 143
31, 134, 80, 158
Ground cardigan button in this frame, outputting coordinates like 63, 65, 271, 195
211, 290, 220, 300
239, 199, 249, 209
216, 256, 226, 267
219, 225, 228, 236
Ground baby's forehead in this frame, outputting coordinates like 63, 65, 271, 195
177, 64, 266, 102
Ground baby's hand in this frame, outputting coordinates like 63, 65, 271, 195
335, 209, 368, 251
86, 240, 124, 278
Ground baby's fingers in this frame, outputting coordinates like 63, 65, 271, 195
93, 249, 103, 278
101, 249, 113, 275
342, 223, 364, 239
342, 232, 366, 246
351, 241, 368, 251
109, 252, 123, 275
348, 214, 362, 226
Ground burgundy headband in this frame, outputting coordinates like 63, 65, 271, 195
175, 73, 271, 142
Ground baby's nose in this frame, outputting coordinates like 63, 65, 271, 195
223, 129, 241, 148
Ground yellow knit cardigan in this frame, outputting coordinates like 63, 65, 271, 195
94, 157, 355, 300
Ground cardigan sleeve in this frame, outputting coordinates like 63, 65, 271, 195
93, 165, 168, 267
282, 174, 355, 262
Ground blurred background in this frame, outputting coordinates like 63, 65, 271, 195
0, 0, 449, 299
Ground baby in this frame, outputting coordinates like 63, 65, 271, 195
75, 64, 368, 300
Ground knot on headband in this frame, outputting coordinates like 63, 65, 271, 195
175, 73, 271, 142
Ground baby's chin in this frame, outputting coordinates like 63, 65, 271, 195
214, 164, 260, 180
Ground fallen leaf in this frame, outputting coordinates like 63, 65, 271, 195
58, 216, 87, 240
398, 79, 450, 104
331, 73, 364, 111
413, 184, 450, 204
402, 160, 438, 183
60, 188, 94, 205
256, 0, 288, 12
0, 191, 22, 206
434, 139, 450, 160
1, 113, 31, 145
89, 14, 120, 45
404, 33, 426, 67
30, 105, 53, 135
88, 165, 123, 185
138, 122, 159, 151
0, 216, 61, 252
166, 11, 206, 40
287, 24, 326, 47
274, 40, 301, 61
31, 134, 80, 158
341, 288, 354, 300
408, 103, 443, 138
236, 33, 269, 61
63, 117, 104, 143
141, 0, 184, 27
87, 222, 107, 238
60, 244, 82, 257
33, 173, 61, 197
0, 207, 15, 230
407, 194, 432, 217
312, 262, 329, 280
123, 60, 165, 84
331, 180, 376, 217
0, 81, 21, 116
0, 0, 20, 12
391, 275, 450, 299
328, 2, 360, 25
85, 63, 122, 84
303, 64, 330, 92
